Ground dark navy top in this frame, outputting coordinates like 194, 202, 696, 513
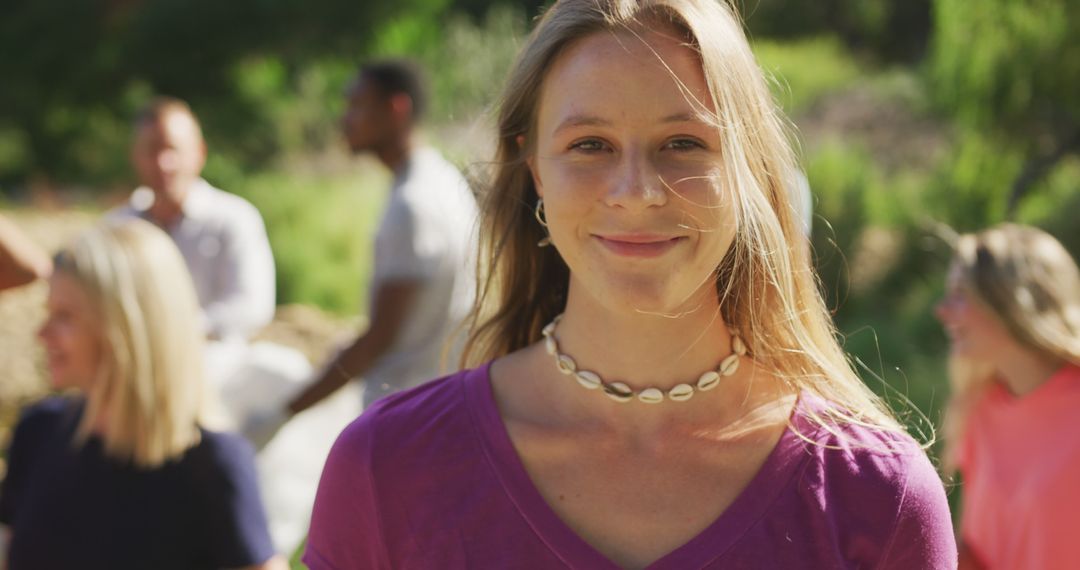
0, 397, 275, 569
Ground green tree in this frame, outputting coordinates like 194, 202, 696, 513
0, 0, 453, 188
930, 0, 1080, 216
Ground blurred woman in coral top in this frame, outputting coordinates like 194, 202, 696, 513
937, 223, 1080, 570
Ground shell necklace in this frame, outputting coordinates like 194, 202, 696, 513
541, 314, 748, 404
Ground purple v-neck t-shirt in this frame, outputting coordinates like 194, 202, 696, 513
304, 365, 956, 569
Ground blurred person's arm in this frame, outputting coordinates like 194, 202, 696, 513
0, 213, 51, 291
287, 279, 420, 416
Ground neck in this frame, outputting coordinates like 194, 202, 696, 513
376, 133, 415, 174
555, 299, 732, 392
996, 346, 1063, 396
535, 285, 790, 430
148, 183, 193, 229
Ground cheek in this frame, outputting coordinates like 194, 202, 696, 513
69, 323, 104, 371
676, 180, 735, 249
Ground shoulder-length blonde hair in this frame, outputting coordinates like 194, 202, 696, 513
463, 0, 903, 436
942, 223, 1080, 470
54, 219, 216, 468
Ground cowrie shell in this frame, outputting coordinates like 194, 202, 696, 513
556, 355, 576, 375
668, 383, 694, 402
605, 382, 633, 403
542, 322, 556, 337
732, 335, 747, 356
545, 336, 557, 355
638, 388, 664, 404
697, 371, 721, 391
720, 354, 740, 376
575, 370, 602, 390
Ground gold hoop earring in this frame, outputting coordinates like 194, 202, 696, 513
534, 198, 548, 227
534, 198, 551, 247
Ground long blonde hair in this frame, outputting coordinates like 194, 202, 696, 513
463, 0, 903, 436
942, 223, 1080, 470
53, 219, 216, 468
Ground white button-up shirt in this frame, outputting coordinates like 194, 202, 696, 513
110, 179, 276, 341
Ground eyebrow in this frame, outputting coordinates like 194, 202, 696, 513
552, 112, 706, 135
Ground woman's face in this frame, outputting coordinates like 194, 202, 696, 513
38, 273, 103, 391
529, 26, 735, 315
935, 263, 1015, 361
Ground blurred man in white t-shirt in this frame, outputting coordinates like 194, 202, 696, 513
250, 60, 478, 438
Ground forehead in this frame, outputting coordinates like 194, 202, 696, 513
48, 271, 91, 307
134, 111, 201, 148
537, 26, 711, 127
345, 76, 385, 104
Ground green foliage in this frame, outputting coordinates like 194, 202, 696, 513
1013, 157, 1080, 256
806, 138, 958, 439
742, 0, 932, 62
930, 0, 1080, 212
931, 0, 1079, 131
925, 131, 1022, 231
805, 116, 1080, 445
753, 36, 862, 114
418, 6, 529, 123
227, 165, 389, 316
0, 0, 456, 187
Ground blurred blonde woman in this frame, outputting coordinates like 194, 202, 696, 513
305, 0, 955, 568
0, 219, 286, 570
936, 223, 1080, 570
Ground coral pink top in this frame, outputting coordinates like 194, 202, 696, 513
959, 363, 1080, 569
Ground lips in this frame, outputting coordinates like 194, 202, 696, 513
594, 234, 685, 258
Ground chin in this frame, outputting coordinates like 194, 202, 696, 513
598, 282, 710, 318
47, 369, 76, 391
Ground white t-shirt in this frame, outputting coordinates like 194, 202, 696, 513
362, 147, 479, 407
109, 179, 276, 342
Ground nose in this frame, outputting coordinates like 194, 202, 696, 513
156, 149, 180, 173
603, 148, 667, 210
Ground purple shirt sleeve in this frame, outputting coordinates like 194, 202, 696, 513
304, 413, 390, 570
876, 445, 958, 569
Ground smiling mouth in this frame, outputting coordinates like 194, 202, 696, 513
594, 235, 685, 258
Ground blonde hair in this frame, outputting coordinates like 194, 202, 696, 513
463, 0, 904, 437
942, 223, 1080, 470
53, 219, 217, 468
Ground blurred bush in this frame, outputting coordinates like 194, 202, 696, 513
223, 164, 389, 317
743, 0, 932, 63
929, 0, 1080, 216
753, 36, 861, 114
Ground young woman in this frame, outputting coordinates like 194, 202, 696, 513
305, 1, 955, 568
0, 219, 286, 570
937, 223, 1080, 570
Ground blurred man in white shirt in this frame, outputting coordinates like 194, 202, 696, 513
248, 60, 478, 442
110, 98, 346, 554
111, 98, 275, 342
